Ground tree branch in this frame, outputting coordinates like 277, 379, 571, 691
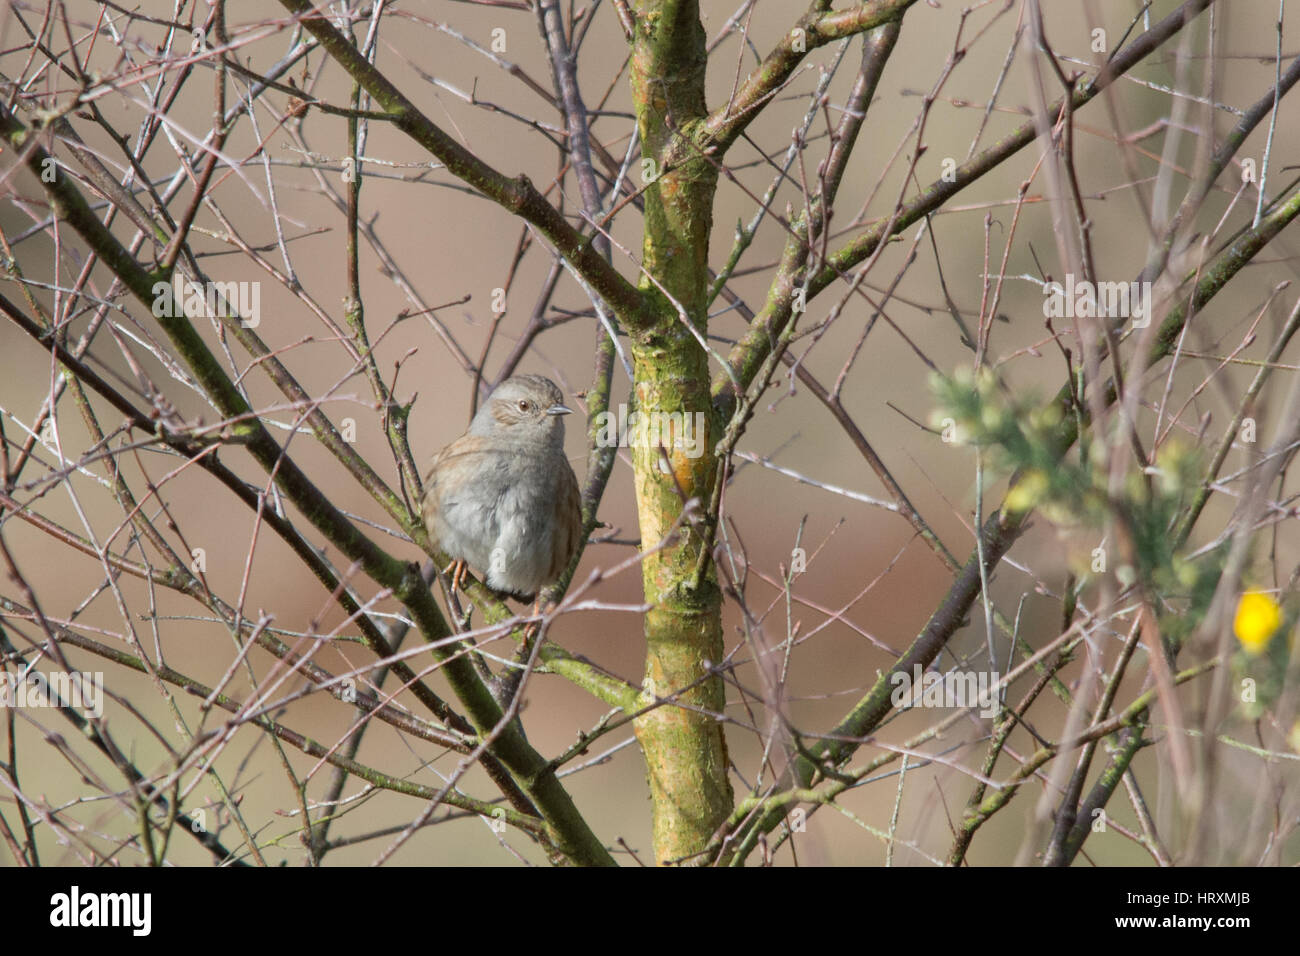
276, 0, 654, 333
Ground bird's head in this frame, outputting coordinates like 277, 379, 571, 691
473, 374, 572, 446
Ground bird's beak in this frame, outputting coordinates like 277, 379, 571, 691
546, 403, 573, 416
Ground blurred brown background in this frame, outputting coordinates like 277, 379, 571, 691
1, 0, 1297, 865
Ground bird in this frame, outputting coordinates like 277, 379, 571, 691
421, 374, 583, 605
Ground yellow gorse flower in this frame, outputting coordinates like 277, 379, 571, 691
1003, 469, 1048, 514
1233, 591, 1282, 656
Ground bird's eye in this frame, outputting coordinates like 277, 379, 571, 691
517, 400, 531, 412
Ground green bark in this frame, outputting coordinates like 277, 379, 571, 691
628, 0, 733, 864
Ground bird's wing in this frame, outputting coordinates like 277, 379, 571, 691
549, 460, 584, 582
419, 444, 447, 523
421, 435, 482, 525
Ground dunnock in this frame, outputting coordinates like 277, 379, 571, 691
421, 374, 583, 603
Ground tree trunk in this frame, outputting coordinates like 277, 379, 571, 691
628, 0, 733, 864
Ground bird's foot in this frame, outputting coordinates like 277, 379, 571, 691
520, 598, 546, 645
443, 558, 469, 593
